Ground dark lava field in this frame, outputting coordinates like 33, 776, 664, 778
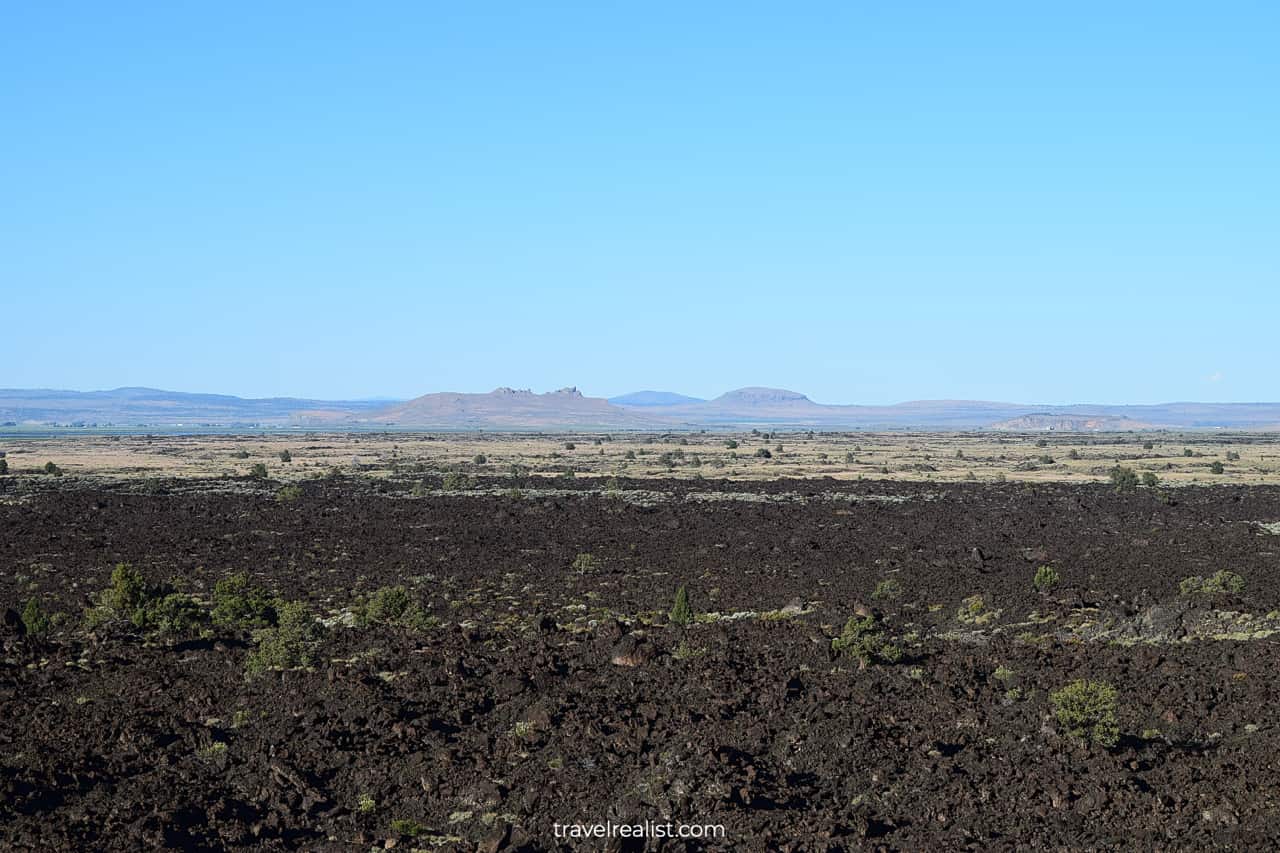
5, 474, 1280, 850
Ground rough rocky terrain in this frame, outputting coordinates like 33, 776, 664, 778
4, 474, 1280, 849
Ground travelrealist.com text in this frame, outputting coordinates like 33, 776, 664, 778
552, 820, 726, 840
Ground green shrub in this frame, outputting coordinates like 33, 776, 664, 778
1179, 570, 1244, 598
725, 440, 738, 449
871, 579, 902, 600
212, 572, 275, 629
43, 461, 63, 476
669, 585, 692, 626
473, 454, 487, 465
1033, 565, 1060, 593
570, 553, 601, 575
279, 449, 292, 463
389, 819, 426, 837
360, 586, 438, 631
248, 462, 269, 480
85, 563, 150, 629
246, 600, 322, 675
755, 448, 772, 459
141, 593, 205, 635
275, 484, 303, 502
1141, 471, 1159, 487
441, 470, 471, 490
365, 585, 412, 623
956, 594, 999, 625
0, 458, 8, 475
232, 450, 251, 459
831, 615, 901, 667
21, 597, 51, 638
1109, 466, 1139, 492
1050, 680, 1120, 747
85, 563, 204, 635
1210, 461, 1225, 475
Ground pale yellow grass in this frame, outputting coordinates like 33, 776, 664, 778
3, 431, 1279, 487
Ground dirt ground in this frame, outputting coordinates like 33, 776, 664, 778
4, 428, 1280, 486
5, 457, 1280, 849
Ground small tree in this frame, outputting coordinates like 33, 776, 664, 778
85, 563, 202, 635
1210, 461, 1225, 475
248, 462, 269, 480
43, 461, 63, 476
1109, 466, 1139, 492
279, 449, 292, 463
473, 454, 487, 465
212, 572, 275, 629
1050, 680, 1119, 747
832, 615, 901, 667
21, 597, 51, 638
0, 458, 8, 475
364, 586, 412, 624
669, 585, 692, 626
361, 586, 436, 630
246, 600, 322, 675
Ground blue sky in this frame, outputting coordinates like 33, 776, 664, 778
3, 2, 1277, 404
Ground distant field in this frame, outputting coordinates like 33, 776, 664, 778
3, 430, 1280, 486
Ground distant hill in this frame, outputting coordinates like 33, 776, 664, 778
610, 390, 706, 407
990, 413, 1155, 432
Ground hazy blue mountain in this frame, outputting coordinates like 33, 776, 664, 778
609, 391, 707, 407
0, 387, 392, 426
6, 385, 1280, 431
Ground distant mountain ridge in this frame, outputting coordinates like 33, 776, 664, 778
5, 385, 1280, 431
303, 386, 669, 429
0, 387, 389, 425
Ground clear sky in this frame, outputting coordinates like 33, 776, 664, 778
3, 2, 1277, 404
